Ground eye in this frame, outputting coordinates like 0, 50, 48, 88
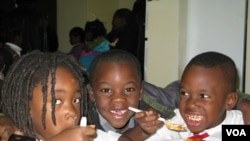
200, 93, 210, 99
100, 88, 112, 93
73, 98, 81, 103
180, 91, 189, 96
125, 87, 135, 93
55, 99, 62, 105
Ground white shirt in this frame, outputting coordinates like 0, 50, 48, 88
94, 130, 121, 141
5, 42, 22, 56
145, 109, 244, 141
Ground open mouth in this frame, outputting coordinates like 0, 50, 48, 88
110, 109, 127, 119
188, 114, 203, 121
185, 114, 204, 126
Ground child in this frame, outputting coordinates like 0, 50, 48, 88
68, 26, 85, 60
0, 50, 121, 141
123, 51, 244, 140
87, 49, 163, 133
79, 19, 110, 74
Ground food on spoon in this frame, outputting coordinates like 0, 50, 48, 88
165, 122, 186, 131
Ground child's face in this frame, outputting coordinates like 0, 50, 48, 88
29, 67, 81, 139
89, 61, 143, 129
179, 65, 237, 133
70, 35, 80, 45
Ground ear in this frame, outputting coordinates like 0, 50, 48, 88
139, 82, 144, 101
225, 92, 238, 110
88, 86, 96, 102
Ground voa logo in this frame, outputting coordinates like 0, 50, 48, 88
226, 129, 246, 136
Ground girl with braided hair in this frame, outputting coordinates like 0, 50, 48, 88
0, 50, 121, 141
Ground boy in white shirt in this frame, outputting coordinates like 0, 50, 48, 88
121, 51, 244, 141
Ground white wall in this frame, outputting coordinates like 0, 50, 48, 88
179, 0, 246, 91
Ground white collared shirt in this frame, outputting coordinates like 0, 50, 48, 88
145, 109, 244, 141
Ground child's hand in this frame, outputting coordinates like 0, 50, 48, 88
135, 108, 164, 135
45, 125, 96, 141
0, 116, 23, 141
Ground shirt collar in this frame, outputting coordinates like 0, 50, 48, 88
97, 109, 136, 133
5, 42, 22, 56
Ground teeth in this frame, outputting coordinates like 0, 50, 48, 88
188, 115, 202, 121
110, 110, 126, 115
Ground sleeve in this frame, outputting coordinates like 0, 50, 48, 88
143, 80, 180, 107
140, 80, 180, 119
236, 91, 250, 109
145, 110, 186, 141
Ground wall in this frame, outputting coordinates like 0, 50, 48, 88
145, 0, 179, 86
246, 1, 250, 93
57, 0, 86, 53
179, 0, 246, 91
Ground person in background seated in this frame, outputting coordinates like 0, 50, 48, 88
68, 26, 85, 60
106, 8, 139, 57
79, 19, 110, 74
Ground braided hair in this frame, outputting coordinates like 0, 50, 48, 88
0, 50, 87, 138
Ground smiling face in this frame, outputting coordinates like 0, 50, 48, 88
89, 61, 143, 130
29, 67, 81, 140
179, 65, 237, 133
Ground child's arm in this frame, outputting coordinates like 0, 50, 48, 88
0, 115, 96, 141
0, 115, 22, 141
119, 109, 164, 141
236, 91, 250, 124
237, 99, 250, 124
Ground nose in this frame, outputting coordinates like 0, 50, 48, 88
111, 91, 126, 102
186, 96, 199, 108
65, 103, 78, 120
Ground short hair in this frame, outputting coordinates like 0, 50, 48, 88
69, 26, 85, 42
88, 49, 142, 85
84, 19, 106, 40
0, 50, 87, 138
182, 51, 238, 92
113, 8, 134, 24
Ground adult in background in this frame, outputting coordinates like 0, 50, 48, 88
106, 8, 139, 57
